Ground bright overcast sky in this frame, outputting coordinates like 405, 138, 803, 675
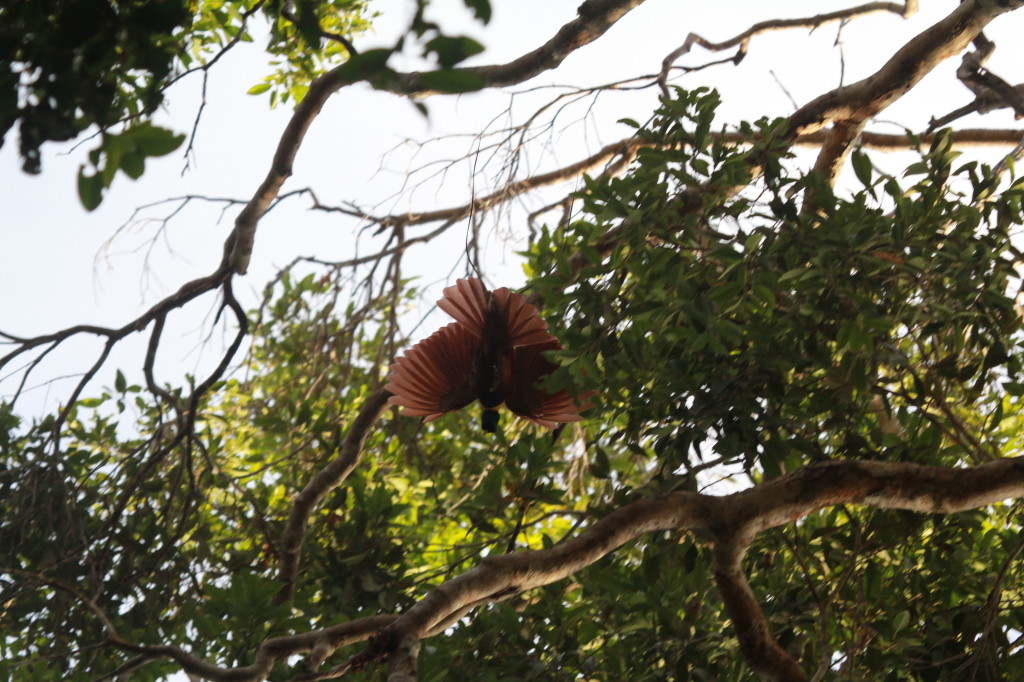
2, 0, 1022, 420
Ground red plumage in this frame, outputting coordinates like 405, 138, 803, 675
385, 278, 591, 431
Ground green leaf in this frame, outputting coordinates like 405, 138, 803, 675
127, 124, 185, 157
778, 267, 805, 282
333, 48, 394, 84
77, 169, 103, 211
851, 149, 873, 187
419, 69, 484, 94
463, 0, 492, 23
892, 610, 911, 633
120, 152, 145, 179
425, 35, 485, 68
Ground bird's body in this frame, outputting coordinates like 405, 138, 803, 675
385, 278, 589, 432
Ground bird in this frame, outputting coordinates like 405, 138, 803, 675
384, 277, 591, 432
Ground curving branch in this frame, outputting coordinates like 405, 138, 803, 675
372, 137, 644, 232
928, 31, 1024, 133
429, 0, 647, 93
386, 636, 421, 682
273, 388, 391, 606
349, 457, 1024, 676
789, 0, 1022, 184
659, 1, 918, 93
713, 544, 809, 682
0, 269, 231, 447
60, 456, 1023, 680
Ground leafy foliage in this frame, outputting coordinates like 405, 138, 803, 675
530, 89, 1024, 480
2, 0, 373, 206
0, 0, 191, 174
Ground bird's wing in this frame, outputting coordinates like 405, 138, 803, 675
437, 278, 490, 337
384, 323, 480, 422
502, 341, 593, 428
490, 287, 556, 347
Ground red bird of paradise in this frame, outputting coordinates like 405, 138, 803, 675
385, 278, 591, 432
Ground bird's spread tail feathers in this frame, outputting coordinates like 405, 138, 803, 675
386, 278, 592, 431
438, 278, 554, 348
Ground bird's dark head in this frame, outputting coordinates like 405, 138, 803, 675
481, 408, 501, 433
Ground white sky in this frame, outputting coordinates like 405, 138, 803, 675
2, 0, 1022, 420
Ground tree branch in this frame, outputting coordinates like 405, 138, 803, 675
357, 457, 1024, 676
386, 636, 420, 682
108, 614, 396, 682
659, 1, 918, 93
714, 542, 809, 682
556, 0, 1023, 287
60, 455, 1024, 680
790, 0, 1020, 137
274, 387, 392, 606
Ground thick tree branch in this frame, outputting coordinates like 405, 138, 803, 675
67, 456, 1024, 679
422, 0, 647, 94
784, 0, 1021, 184
714, 543, 809, 682
809, 120, 868, 189
353, 457, 1024, 675
386, 636, 420, 682
790, 0, 1020, 137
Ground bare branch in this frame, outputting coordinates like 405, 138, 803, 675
434, 0, 647, 93
374, 137, 643, 232
8, 569, 120, 640
928, 32, 1024, 132
659, 2, 918, 93
790, 0, 1020, 137
799, 1, 1020, 184
809, 119, 868, 189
